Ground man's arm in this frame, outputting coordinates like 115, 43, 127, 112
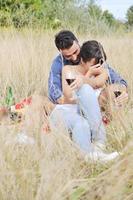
48, 55, 74, 104
48, 55, 63, 104
108, 66, 128, 87
107, 65, 128, 105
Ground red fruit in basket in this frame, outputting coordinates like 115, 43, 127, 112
15, 97, 32, 109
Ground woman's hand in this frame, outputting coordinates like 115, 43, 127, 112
86, 64, 103, 77
70, 75, 84, 90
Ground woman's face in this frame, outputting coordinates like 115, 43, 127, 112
81, 58, 96, 70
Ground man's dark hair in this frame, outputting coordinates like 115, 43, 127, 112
55, 30, 78, 50
80, 40, 107, 64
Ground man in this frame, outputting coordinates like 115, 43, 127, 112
48, 30, 128, 162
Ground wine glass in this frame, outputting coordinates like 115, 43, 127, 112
65, 71, 77, 100
65, 71, 76, 85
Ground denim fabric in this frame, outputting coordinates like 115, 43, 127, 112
50, 85, 106, 153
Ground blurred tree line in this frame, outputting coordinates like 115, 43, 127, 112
0, 0, 132, 33
126, 5, 133, 27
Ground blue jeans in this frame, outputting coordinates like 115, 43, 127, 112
50, 84, 106, 153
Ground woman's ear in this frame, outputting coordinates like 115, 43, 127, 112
80, 58, 87, 68
99, 58, 104, 65
80, 58, 84, 64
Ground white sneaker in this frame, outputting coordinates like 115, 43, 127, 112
85, 150, 119, 163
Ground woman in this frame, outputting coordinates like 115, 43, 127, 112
62, 40, 108, 112
62, 40, 127, 122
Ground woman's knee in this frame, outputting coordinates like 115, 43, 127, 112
77, 84, 94, 97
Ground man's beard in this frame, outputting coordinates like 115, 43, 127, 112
70, 55, 81, 65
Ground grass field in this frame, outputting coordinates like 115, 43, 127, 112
0, 28, 133, 200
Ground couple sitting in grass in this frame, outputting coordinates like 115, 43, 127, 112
47, 30, 128, 162
62, 40, 112, 119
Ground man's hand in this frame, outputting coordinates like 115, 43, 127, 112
114, 91, 128, 107
106, 84, 128, 107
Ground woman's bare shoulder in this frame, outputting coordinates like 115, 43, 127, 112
63, 65, 80, 71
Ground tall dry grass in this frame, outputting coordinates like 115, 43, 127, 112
0, 28, 133, 200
